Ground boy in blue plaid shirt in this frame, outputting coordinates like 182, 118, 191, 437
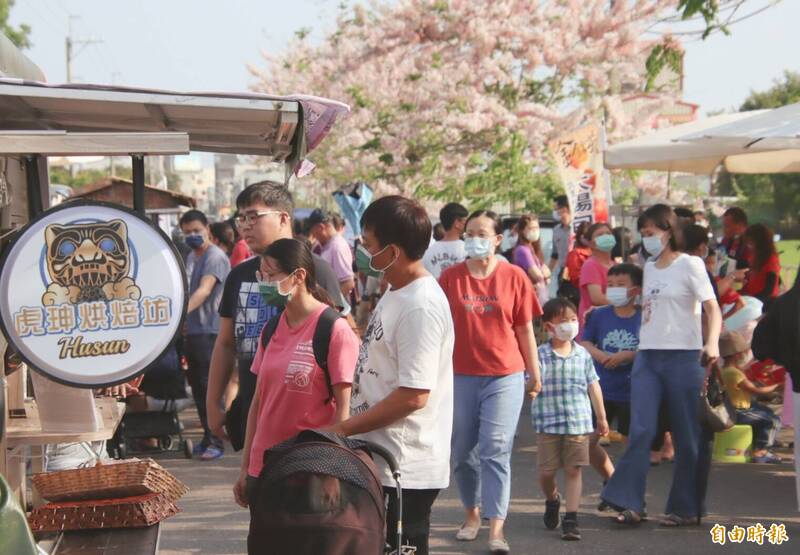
528, 298, 608, 541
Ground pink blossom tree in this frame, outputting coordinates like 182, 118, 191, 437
250, 0, 684, 210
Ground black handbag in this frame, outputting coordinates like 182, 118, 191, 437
699, 369, 734, 433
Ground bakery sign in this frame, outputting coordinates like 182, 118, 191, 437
0, 201, 186, 387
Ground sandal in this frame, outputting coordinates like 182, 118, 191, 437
659, 514, 700, 527
613, 509, 646, 525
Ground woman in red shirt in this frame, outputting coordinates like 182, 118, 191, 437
233, 238, 359, 510
565, 222, 591, 289
741, 224, 781, 304
439, 210, 542, 554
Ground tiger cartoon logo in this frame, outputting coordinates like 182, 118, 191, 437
41, 219, 141, 306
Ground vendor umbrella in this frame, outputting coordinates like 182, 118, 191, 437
604, 111, 767, 174
678, 101, 800, 173
332, 181, 373, 236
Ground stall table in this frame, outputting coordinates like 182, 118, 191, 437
4, 397, 125, 509
36, 524, 161, 555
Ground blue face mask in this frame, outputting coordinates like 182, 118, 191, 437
595, 233, 616, 252
643, 234, 665, 258
185, 233, 204, 249
464, 237, 493, 259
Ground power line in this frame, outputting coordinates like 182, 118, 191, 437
26, 1, 67, 35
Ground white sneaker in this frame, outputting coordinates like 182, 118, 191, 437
488, 538, 510, 554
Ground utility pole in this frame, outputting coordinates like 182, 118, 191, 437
65, 16, 102, 83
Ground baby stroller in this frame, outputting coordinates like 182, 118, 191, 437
108, 343, 193, 459
248, 430, 404, 555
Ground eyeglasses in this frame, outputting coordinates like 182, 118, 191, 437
235, 210, 284, 227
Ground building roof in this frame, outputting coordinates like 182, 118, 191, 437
71, 178, 196, 209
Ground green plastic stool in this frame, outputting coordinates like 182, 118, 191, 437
713, 424, 753, 463
0, 473, 38, 555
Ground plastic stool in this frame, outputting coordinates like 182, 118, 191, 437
713, 425, 753, 463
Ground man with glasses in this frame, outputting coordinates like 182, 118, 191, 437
206, 181, 348, 453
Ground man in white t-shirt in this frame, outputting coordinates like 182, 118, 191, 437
327, 195, 454, 555
422, 202, 468, 279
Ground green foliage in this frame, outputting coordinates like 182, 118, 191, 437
716, 171, 800, 236
678, 0, 731, 39
741, 70, 800, 111
646, 1, 756, 89
1, 0, 31, 49
415, 132, 562, 213
644, 42, 683, 92
346, 85, 371, 108
610, 170, 641, 207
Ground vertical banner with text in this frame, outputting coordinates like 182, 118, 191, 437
548, 122, 611, 229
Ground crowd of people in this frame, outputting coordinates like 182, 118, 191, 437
160, 180, 797, 554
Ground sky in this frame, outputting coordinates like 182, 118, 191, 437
8, 0, 800, 116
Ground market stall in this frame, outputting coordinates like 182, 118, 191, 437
0, 79, 348, 554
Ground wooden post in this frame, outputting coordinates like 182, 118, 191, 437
1, 333, 7, 479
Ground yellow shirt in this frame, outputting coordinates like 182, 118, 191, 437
721, 365, 751, 410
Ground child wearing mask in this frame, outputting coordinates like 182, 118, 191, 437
530, 298, 608, 541
580, 264, 643, 495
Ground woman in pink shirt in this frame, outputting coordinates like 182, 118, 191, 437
233, 238, 359, 509
578, 222, 615, 334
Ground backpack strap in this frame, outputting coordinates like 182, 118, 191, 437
259, 311, 283, 351
312, 307, 342, 404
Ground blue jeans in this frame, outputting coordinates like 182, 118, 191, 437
736, 402, 780, 450
602, 350, 705, 518
452, 372, 524, 520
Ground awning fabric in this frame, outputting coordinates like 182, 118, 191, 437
0, 79, 349, 164
604, 111, 767, 174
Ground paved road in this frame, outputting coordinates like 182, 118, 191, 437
155, 404, 799, 554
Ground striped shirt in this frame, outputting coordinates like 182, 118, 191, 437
532, 342, 598, 435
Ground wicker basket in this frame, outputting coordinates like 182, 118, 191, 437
28, 493, 180, 532
32, 458, 188, 503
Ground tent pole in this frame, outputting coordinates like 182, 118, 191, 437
23, 155, 43, 219
666, 171, 672, 201
132, 154, 146, 216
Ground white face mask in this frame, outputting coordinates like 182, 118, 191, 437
606, 286, 631, 307
551, 321, 579, 342
525, 229, 540, 242
464, 237, 494, 259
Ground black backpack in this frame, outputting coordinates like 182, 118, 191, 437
260, 306, 341, 404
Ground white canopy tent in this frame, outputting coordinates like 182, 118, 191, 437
678, 102, 800, 174
604, 111, 766, 173
605, 105, 800, 175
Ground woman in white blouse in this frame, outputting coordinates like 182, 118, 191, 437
600, 204, 722, 527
